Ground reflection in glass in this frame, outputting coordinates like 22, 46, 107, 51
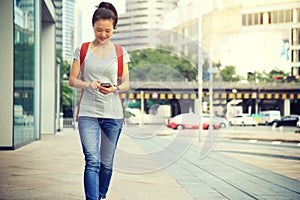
13, 0, 35, 146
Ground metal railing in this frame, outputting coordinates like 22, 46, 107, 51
63, 118, 75, 128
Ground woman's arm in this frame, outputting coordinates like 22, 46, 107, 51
118, 62, 130, 92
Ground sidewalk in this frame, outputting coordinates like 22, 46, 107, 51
0, 128, 193, 200
1, 126, 300, 200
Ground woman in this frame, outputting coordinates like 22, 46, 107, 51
69, 2, 130, 200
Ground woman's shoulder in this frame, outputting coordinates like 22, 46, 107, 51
80, 42, 91, 49
113, 44, 128, 52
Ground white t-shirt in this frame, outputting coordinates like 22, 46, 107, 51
73, 43, 130, 119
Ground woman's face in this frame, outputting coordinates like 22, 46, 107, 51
93, 19, 114, 45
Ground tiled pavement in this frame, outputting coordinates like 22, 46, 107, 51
0, 125, 300, 200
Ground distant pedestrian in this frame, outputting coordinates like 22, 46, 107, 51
69, 2, 130, 200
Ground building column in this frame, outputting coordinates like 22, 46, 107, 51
41, 22, 56, 134
284, 99, 290, 116
0, 1, 14, 148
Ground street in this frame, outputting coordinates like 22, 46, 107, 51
116, 124, 300, 199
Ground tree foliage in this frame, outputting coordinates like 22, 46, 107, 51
247, 69, 290, 82
219, 65, 241, 82
61, 61, 74, 117
129, 48, 197, 81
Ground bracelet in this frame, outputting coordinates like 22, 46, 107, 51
113, 85, 120, 93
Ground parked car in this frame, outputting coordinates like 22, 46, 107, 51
228, 115, 258, 126
202, 113, 227, 128
270, 115, 300, 127
259, 110, 281, 125
211, 115, 228, 128
166, 113, 220, 130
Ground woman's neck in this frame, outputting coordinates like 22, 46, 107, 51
92, 39, 111, 48
90, 39, 114, 58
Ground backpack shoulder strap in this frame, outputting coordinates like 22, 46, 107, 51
114, 44, 123, 84
76, 42, 89, 122
80, 42, 90, 71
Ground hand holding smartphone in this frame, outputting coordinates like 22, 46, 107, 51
100, 83, 111, 88
97, 82, 114, 95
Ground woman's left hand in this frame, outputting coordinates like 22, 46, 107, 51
97, 83, 116, 95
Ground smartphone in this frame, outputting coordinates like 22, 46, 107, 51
100, 83, 110, 88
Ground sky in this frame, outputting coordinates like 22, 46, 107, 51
76, 0, 125, 42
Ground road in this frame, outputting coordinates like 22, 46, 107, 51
117, 124, 300, 199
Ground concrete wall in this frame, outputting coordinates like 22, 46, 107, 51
0, 1, 14, 147
41, 22, 56, 134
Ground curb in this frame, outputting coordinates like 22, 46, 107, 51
223, 137, 300, 143
156, 130, 174, 136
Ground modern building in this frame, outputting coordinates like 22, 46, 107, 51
202, 0, 300, 78
54, 0, 63, 57
0, 0, 57, 149
156, 0, 300, 116
158, 0, 214, 62
62, 0, 76, 63
158, 0, 300, 79
74, 7, 82, 48
112, 0, 179, 51
54, 0, 76, 63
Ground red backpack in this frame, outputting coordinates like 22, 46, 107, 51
79, 42, 123, 84
75, 42, 124, 121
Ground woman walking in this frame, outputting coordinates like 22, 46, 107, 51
69, 2, 130, 199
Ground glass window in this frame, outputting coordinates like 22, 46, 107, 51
13, 0, 36, 147
285, 9, 292, 23
278, 10, 284, 23
248, 14, 252, 25
271, 11, 278, 23
259, 13, 263, 24
242, 14, 247, 26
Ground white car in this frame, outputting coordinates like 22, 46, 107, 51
202, 114, 228, 128
228, 115, 258, 126
166, 113, 227, 130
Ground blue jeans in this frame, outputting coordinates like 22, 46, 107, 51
78, 117, 123, 200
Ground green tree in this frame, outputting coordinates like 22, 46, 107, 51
129, 48, 197, 81
62, 84, 73, 108
219, 65, 240, 82
62, 60, 71, 80
267, 69, 289, 82
61, 61, 73, 117
249, 69, 290, 82
247, 70, 268, 82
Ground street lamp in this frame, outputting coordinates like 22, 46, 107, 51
208, 46, 218, 130
198, 60, 203, 138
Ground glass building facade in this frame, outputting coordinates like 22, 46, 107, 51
0, 0, 56, 150
14, 0, 36, 147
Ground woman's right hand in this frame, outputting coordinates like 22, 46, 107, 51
88, 80, 101, 90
